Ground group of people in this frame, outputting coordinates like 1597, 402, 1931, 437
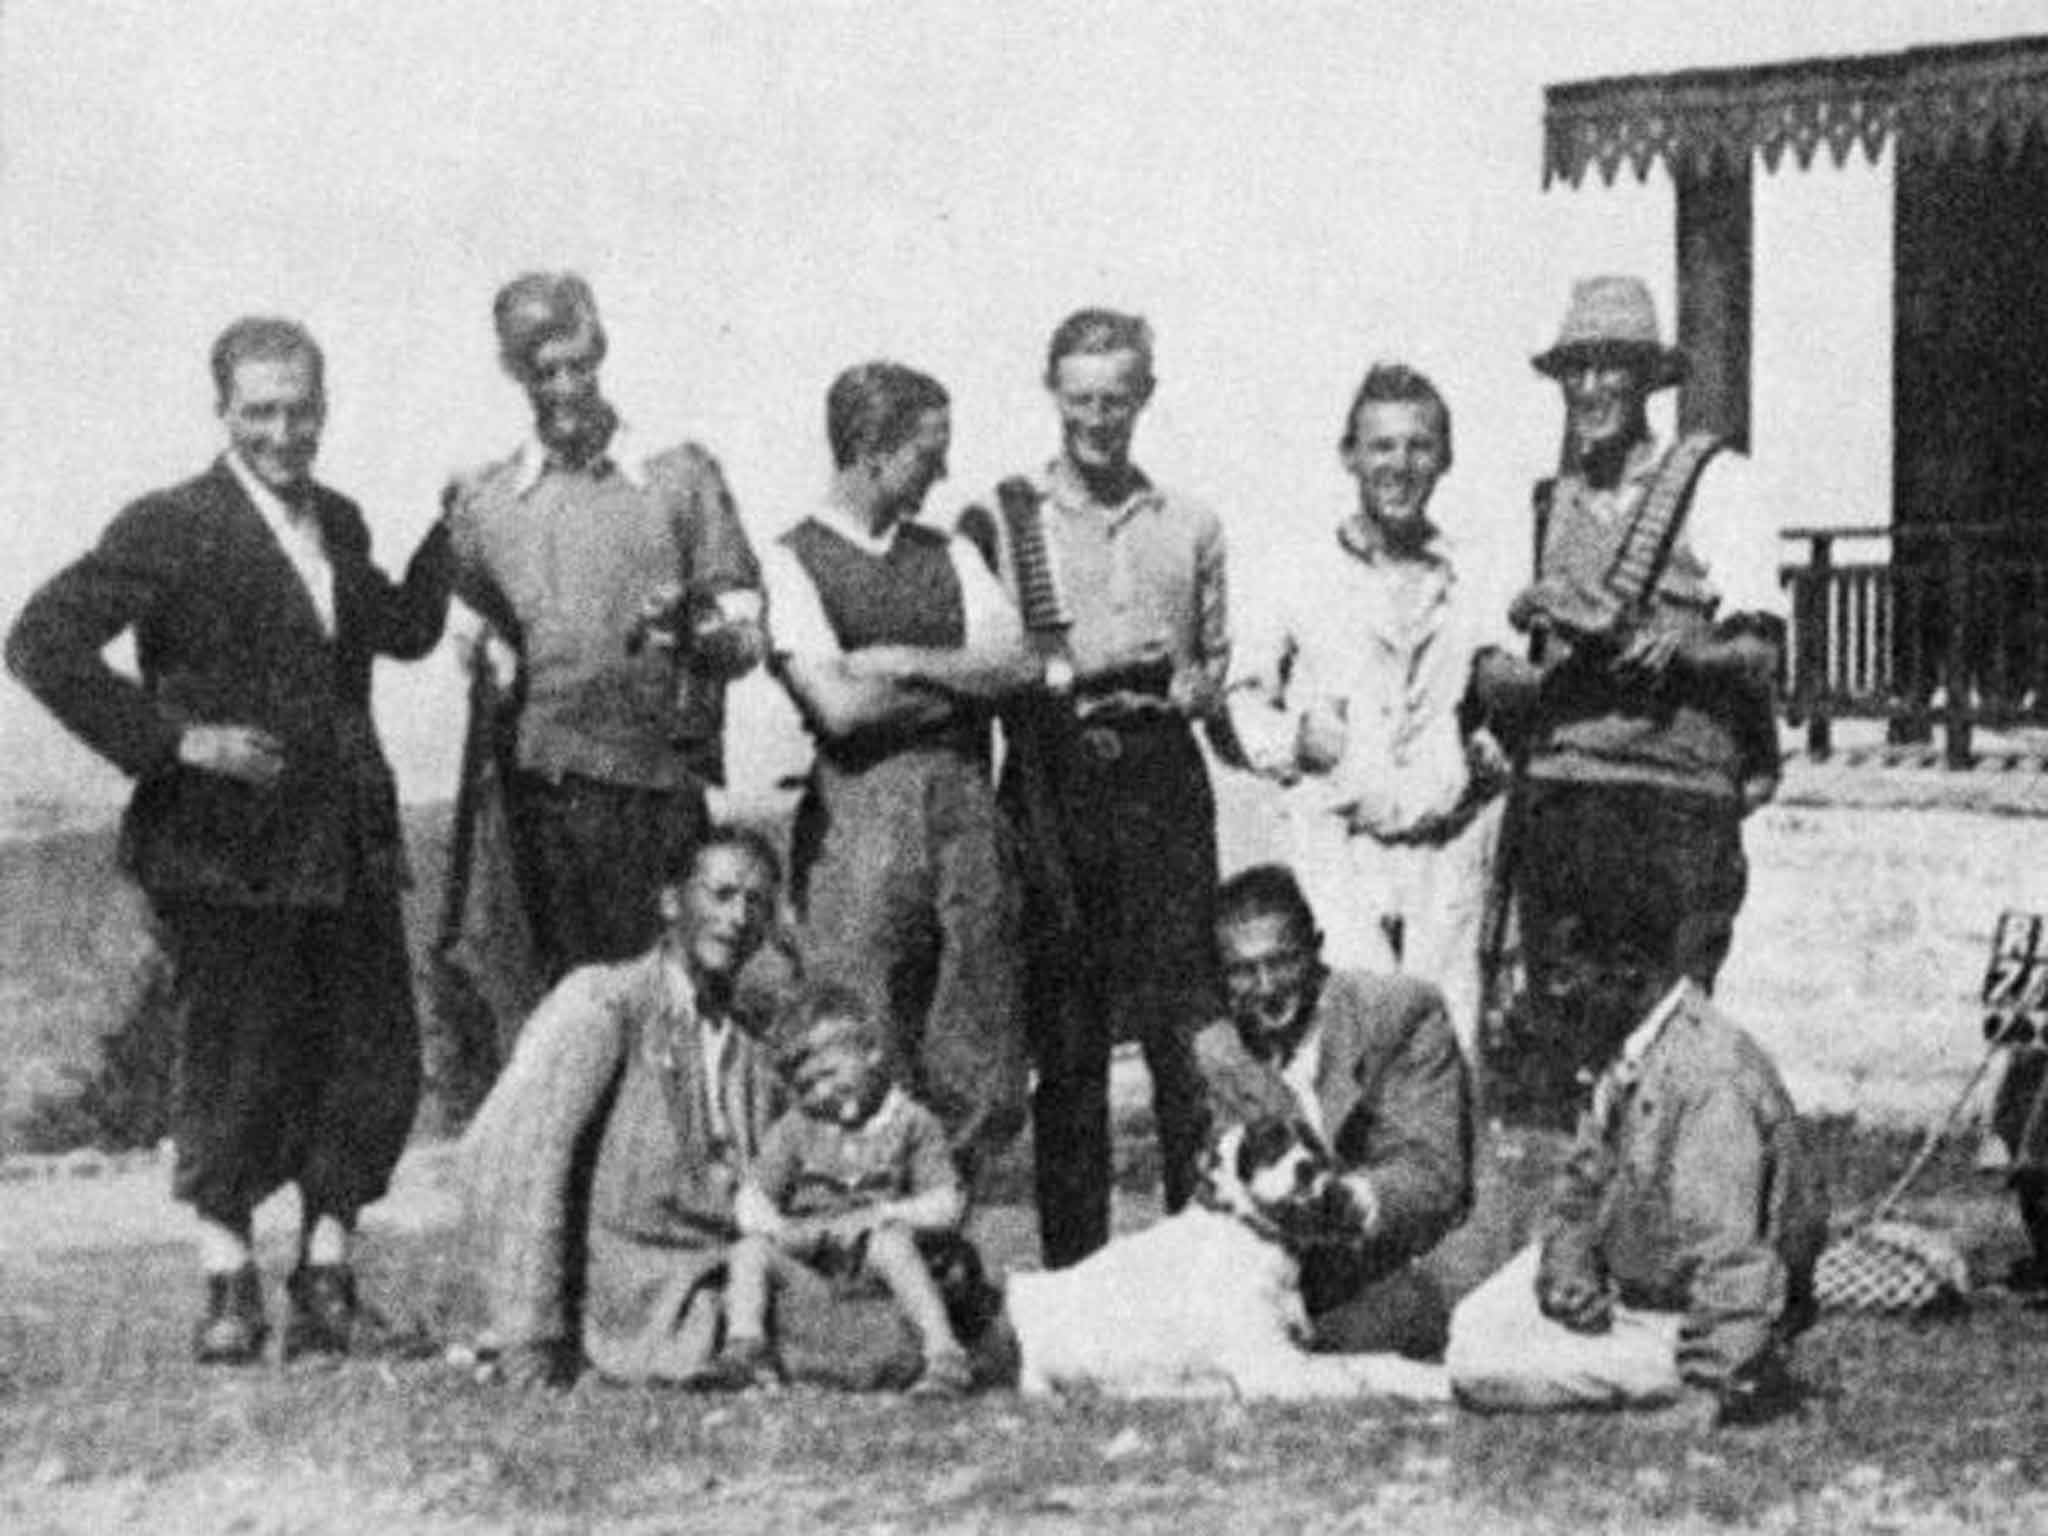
8, 266, 1853, 1426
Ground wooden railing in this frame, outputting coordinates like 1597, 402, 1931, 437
1782, 522, 2048, 767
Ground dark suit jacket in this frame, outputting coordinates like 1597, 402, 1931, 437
1193, 969, 1474, 1264
6, 457, 453, 906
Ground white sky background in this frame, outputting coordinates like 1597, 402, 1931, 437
1, 0, 2037, 809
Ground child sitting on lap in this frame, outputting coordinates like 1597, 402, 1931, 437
710, 983, 976, 1396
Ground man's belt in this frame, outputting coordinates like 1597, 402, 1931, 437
1067, 702, 1185, 763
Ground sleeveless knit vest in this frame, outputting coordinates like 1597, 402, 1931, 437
781, 519, 986, 770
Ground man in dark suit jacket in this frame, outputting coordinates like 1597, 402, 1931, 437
1193, 863, 1474, 1359
6, 316, 453, 1364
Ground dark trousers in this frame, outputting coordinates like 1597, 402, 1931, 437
1505, 778, 1747, 1118
1008, 717, 1219, 1269
507, 771, 708, 984
156, 889, 421, 1228
1307, 1260, 1451, 1361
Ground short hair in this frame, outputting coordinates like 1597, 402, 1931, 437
1337, 362, 1453, 470
1044, 308, 1155, 389
825, 361, 949, 468
1216, 864, 1320, 950
662, 823, 784, 891
210, 317, 324, 407
776, 980, 886, 1073
493, 271, 607, 380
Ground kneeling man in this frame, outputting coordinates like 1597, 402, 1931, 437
1194, 864, 1474, 1358
1446, 960, 1829, 1428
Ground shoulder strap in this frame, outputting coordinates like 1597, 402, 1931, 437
1531, 478, 1557, 579
1606, 432, 1723, 609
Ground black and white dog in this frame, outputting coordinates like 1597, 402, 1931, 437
996, 1117, 1450, 1401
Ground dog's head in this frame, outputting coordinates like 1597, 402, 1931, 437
1197, 1116, 1339, 1236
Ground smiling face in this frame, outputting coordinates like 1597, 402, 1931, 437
660, 842, 777, 987
868, 405, 952, 523
1050, 349, 1152, 476
1561, 353, 1651, 459
1219, 909, 1323, 1049
520, 321, 609, 459
1345, 399, 1447, 540
792, 1036, 892, 1130
220, 352, 324, 494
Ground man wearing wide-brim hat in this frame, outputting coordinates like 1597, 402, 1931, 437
1483, 275, 1784, 1123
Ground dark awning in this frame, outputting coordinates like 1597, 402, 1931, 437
1545, 33, 2048, 187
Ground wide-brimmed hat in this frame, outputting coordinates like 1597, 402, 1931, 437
1531, 275, 1686, 391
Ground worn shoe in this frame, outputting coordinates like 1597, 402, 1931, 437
696, 1335, 785, 1392
193, 1266, 268, 1366
284, 1265, 359, 1360
906, 1347, 975, 1400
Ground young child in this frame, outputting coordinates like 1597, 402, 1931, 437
710, 984, 976, 1396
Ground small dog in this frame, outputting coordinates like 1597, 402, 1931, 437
998, 1117, 1450, 1401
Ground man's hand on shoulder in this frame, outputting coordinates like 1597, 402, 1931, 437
177, 724, 285, 788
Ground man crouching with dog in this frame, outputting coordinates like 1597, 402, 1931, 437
1193, 864, 1476, 1359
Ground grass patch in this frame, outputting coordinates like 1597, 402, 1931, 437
2, 1118, 2044, 1533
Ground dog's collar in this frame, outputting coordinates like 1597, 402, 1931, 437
1191, 1179, 1290, 1247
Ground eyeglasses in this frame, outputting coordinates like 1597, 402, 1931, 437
1222, 950, 1317, 989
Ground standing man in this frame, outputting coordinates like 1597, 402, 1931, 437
1194, 865, 1474, 1358
445, 272, 764, 986
763, 361, 1038, 1187
993, 309, 1232, 1268
1498, 276, 1783, 1118
6, 317, 453, 1363
1229, 364, 1506, 1058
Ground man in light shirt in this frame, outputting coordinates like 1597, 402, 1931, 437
988, 309, 1233, 1269
763, 361, 1042, 1188
7, 316, 453, 1364
1193, 864, 1473, 1358
1229, 363, 1506, 1057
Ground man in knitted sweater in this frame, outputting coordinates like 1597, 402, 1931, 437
1493, 276, 1783, 1121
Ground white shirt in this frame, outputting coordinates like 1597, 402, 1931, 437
1229, 513, 1488, 836
226, 450, 334, 637
505, 423, 650, 498
1277, 1020, 1328, 1143
762, 502, 1022, 660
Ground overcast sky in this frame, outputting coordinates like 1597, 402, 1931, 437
2, 0, 2036, 809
